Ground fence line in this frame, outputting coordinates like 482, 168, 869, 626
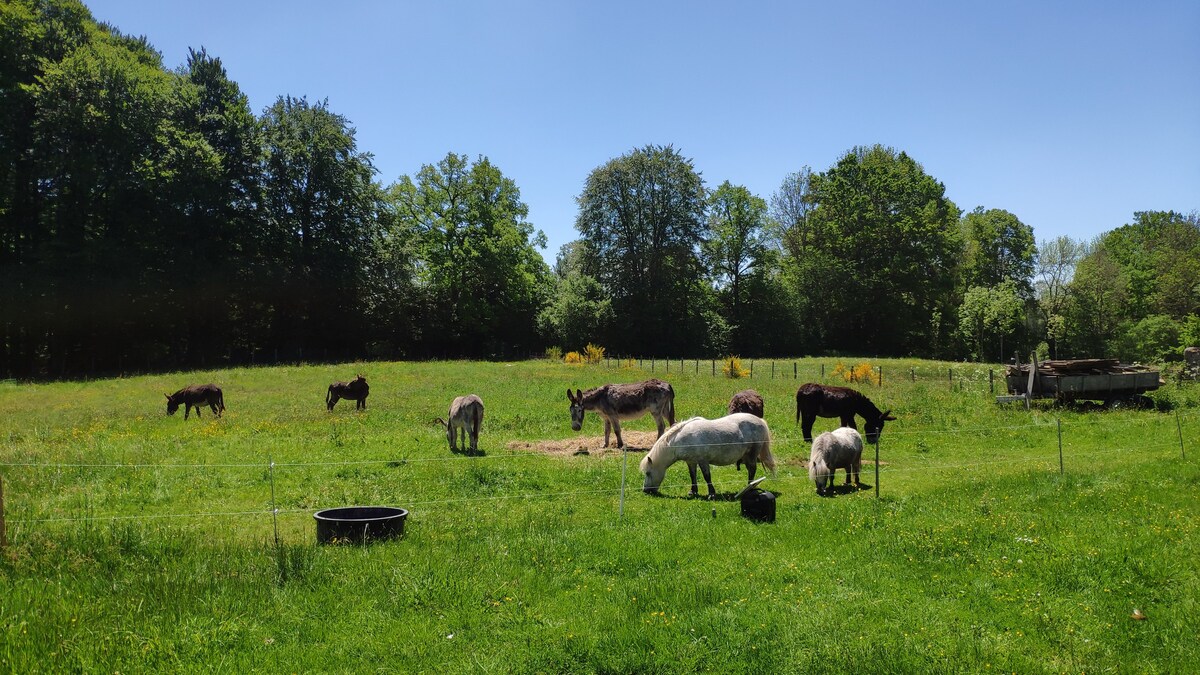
4, 435, 1187, 526
2, 412, 1191, 471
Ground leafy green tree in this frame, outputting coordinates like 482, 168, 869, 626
958, 280, 1024, 361
574, 145, 709, 355
959, 207, 1036, 295
704, 181, 774, 352
769, 166, 816, 259
388, 153, 550, 357
260, 96, 383, 359
1034, 236, 1089, 359
1063, 246, 1128, 356
802, 145, 962, 355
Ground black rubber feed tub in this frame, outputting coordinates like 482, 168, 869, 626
314, 506, 408, 544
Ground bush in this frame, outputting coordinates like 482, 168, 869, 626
564, 351, 584, 364
544, 346, 563, 361
584, 343, 606, 364
833, 361, 879, 384
722, 356, 749, 379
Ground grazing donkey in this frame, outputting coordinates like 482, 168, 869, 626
795, 383, 895, 444
809, 427, 864, 496
567, 378, 675, 449
437, 394, 484, 454
327, 374, 369, 411
165, 384, 225, 420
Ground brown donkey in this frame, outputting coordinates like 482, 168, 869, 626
165, 384, 225, 420
567, 378, 676, 449
327, 375, 369, 411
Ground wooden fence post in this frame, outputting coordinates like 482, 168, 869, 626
794, 362, 797, 379
990, 369, 994, 394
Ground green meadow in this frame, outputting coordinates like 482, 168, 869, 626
1, 359, 1197, 673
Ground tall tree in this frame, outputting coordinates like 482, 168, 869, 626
387, 153, 550, 357
802, 145, 962, 355
959, 207, 1036, 295
704, 181, 775, 353
1034, 236, 1088, 359
260, 96, 383, 360
769, 166, 816, 258
574, 145, 709, 355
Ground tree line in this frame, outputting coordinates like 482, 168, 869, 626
2, 0, 1197, 379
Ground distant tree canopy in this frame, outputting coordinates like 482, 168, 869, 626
2, 1, 1196, 378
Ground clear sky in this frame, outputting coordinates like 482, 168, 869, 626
86, 0, 1198, 264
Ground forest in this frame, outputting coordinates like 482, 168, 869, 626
2, 0, 1198, 378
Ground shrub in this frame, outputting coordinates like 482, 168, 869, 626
833, 361, 878, 384
564, 351, 584, 364
584, 343, 605, 364
722, 356, 750, 379
544, 346, 563, 361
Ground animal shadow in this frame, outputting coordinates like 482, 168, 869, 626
818, 482, 871, 498
451, 447, 486, 457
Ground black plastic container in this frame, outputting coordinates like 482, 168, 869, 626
740, 489, 776, 523
314, 506, 408, 544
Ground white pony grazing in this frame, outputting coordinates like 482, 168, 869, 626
809, 427, 863, 495
640, 413, 775, 498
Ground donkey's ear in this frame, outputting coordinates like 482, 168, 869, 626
575, 389, 582, 400
883, 410, 896, 421
164, 393, 171, 400
566, 389, 575, 402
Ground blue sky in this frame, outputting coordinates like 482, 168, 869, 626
87, 0, 1198, 263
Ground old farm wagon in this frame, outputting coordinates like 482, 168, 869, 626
998, 358, 1163, 408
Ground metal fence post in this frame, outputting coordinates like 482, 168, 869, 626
1178, 411, 1187, 460
1057, 419, 1063, 474
874, 437, 880, 499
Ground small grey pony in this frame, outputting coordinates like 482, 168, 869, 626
437, 394, 484, 454
808, 427, 863, 495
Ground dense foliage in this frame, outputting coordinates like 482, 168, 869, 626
1, 1, 1197, 378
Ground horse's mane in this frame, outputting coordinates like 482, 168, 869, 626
647, 416, 704, 459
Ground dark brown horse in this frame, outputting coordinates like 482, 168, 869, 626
728, 389, 764, 471
567, 379, 675, 449
165, 384, 225, 420
327, 375, 369, 411
795, 383, 894, 444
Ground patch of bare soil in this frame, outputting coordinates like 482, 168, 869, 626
506, 430, 659, 457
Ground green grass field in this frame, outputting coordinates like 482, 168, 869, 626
1, 358, 1197, 673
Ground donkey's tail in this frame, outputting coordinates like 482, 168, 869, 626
218, 390, 226, 413
325, 386, 333, 405
667, 384, 676, 426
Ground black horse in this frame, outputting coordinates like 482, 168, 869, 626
795, 383, 894, 444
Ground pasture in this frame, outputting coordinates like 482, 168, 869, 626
1, 359, 1197, 673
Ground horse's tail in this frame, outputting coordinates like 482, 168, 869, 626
758, 437, 777, 476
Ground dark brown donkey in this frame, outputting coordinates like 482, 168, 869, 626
567, 378, 676, 449
165, 384, 225, 420
795, 383, 894, 444
327, 375, 369, 411
728, 389, 764, 471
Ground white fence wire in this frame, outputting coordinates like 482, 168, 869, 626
0, 412, 1192, 530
